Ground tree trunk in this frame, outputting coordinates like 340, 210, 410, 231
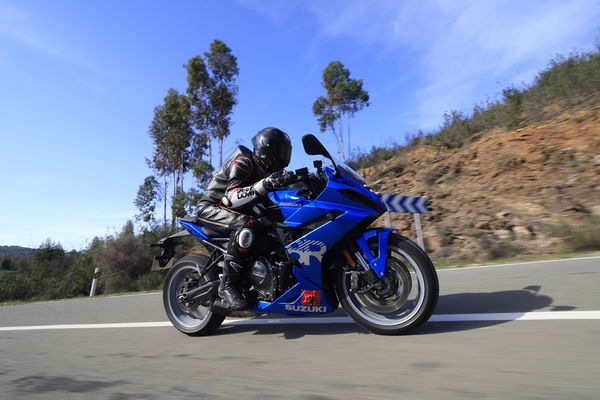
163, 175, 167, 228
339, 114, 345, 161
347, 115, 351, 159
218, 136, 223, 166
172, 173, 177, 227
173, 173, 177, 198
180, 159, 184, 194
207, 136, 213, 170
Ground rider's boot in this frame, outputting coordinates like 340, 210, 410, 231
218, 256, 248, 310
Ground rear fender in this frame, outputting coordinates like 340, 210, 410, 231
150, 230, 191, 272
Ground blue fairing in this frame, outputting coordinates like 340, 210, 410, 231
267, 190, 310, 220
254, 166, 387, 315
179, 164, 389, 316
180, 220, 211, 241
354, 228, 395, 278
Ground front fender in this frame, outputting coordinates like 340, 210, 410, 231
353, 228, 395, 278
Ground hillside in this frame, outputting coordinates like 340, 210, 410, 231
361, 105, 600, 261
0, 245, 34, 258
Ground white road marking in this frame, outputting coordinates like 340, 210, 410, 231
437, 255, 600, 272
429, 311, 600, 321
1, 311, 599, 332
0, 322, 172, 331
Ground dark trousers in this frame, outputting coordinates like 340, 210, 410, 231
196, 201, 255, 264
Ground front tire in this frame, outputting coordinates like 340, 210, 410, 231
335, 233, 439, 335
163, 255, 225, 336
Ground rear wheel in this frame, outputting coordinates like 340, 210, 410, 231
335, 233, 438, 335
163, 255, 225, 336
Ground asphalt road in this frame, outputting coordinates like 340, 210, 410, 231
1, 256, 599, 399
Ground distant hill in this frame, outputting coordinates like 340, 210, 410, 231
0, 246, 35, 258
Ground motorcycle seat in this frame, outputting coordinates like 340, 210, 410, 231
201, 225, 229, 239
180, 216, 229, 240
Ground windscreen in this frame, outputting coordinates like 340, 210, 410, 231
330, 158, 367, 185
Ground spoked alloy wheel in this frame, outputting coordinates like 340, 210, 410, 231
336, 233, 438, 335
163, 256, 225, 336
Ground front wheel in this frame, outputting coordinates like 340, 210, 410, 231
335, 233, 439, 335
163, 255, 225, 336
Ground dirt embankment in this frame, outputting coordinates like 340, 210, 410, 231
361, 106, 600, 260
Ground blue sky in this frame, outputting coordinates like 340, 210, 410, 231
1, 0, 599, 250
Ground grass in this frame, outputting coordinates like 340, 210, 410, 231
432, 249, 600, 269
0, 289, 162, 307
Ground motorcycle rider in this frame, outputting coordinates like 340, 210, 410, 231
196, 127, 292, 310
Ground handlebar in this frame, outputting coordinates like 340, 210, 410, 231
281, 166, 323, 186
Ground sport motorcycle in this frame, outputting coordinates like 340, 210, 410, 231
152, 134, 439, 335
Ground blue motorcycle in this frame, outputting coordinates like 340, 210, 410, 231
153, 134, 439, 335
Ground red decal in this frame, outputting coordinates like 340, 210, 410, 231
301, 290, 321, 306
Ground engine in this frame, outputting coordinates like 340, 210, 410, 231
248, 257, 295, 302
249, 257, 277, 301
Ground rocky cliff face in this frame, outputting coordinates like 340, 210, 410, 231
362, 106, 600, 261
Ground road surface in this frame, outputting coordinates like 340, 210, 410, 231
1, 256, 599, 399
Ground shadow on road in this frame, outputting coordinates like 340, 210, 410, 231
217, 322, 369, 339
215, 285, 576, 338
434, 285, 574, 314
417, 285, 576, 335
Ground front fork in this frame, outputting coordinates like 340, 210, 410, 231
343, 228, 394, 291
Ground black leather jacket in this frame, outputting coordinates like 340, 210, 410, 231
200, 146, 269, 211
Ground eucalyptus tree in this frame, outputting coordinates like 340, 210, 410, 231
134, 176, 160, 223
185, 55, 213, 168
147, 104, 172, 226
147, 88, 194, 224
313, 61, 370, 160
204, 39, 239, 165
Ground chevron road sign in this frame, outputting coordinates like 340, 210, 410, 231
380, 194, 428, 214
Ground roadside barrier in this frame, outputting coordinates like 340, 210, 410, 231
379, 194, 429, 251
89, 267, 101, 297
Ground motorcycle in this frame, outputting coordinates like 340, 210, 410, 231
152, 134, 439, 335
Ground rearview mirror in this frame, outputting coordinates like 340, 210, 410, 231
302, 134, 341, 176
302, 134, 332, 159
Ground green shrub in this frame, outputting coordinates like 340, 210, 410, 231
91, 232, 155, 294
136, 272, 164, 291
436, 227, 453, 247
0, 271, 31, 301
425, 110, 480, 149
351, 145, 403, 169
494, 152, 520, 169
553, 216, 600, 251
0, 222, 183, 303
479, 236, 524, 260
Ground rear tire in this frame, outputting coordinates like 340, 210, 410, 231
163, 255, 225, 336
335, 233, 438, 335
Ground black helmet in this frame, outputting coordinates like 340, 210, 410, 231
252, 127, 292, 172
